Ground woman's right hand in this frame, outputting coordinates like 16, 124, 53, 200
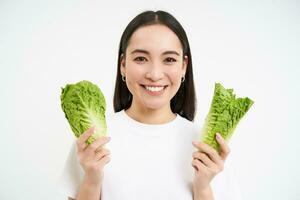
76, 126, 111, 185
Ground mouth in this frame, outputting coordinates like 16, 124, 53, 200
140, 84, 168, 95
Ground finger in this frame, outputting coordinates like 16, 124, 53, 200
97, 154, 111, 166
191, 159, 208, 172
79, 126, 95, 144
95, 137, 111, 152
86, 136, 110, 154
192, 141, 222, 166
95, 148, 110, 161
76, 127, 95, 152
215, 133, 230, 160
193, 152, 216, 168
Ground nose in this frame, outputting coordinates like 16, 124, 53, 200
145, 65, 164, 81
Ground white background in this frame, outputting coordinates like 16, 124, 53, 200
0, 0, 299, 199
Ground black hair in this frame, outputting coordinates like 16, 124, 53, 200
113, 10, 196, 121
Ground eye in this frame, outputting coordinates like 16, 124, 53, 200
164, 57, 177, 63
134, 57, 147, 62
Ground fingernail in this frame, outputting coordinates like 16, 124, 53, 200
192, 141, 198, 145
216, 133, 221, 140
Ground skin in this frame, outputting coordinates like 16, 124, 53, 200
72, 24, 230, 200
73, 126, 111, 200
192, 133, 230, 199
120, 24, 188, 124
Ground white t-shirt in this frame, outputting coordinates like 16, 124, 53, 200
58, 110, 242, 200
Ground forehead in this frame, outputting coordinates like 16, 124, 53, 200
127, 24, 183, 55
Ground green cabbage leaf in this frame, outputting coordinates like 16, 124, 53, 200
201, 83, 254, 152
60, 80, 107, 144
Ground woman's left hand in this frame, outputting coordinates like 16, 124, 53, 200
191, 133, 230, 198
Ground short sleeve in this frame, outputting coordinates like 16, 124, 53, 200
57, 141, 85, 199
211, 160, 243, 200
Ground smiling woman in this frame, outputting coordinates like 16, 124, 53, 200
58, 10, 242, 200
118, 24, 189, 122
113, 11, 196, 123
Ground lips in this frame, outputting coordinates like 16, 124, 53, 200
140, 84, 168, 94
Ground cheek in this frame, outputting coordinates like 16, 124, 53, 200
167, 68, 182, 84
127, 67, 143, 79
125, 65, 144, 88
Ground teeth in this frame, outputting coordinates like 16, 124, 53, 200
145, 86, 164, 92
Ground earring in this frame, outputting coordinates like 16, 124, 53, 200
181, 76, 185, 83
122, 75, 126, 82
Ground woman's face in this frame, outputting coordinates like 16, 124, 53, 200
120, 24, 188, 111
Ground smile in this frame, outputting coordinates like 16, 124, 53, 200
141, 84, 168, 95
145, 86, 164, 92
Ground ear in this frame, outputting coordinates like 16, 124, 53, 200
120, 53, 126, 76
182, 55, 188, 75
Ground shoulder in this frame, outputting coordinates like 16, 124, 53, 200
176, 114, 198, 131
105, 111, 128, 138
177, 114, 195, 126
106, 110, 125, 122
105, 111, 125, 127
175, 114, 199, 140
106, 110, 122, 120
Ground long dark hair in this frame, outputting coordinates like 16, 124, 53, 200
113, 10, 196, 121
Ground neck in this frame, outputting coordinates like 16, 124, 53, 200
125, 102, 176, 125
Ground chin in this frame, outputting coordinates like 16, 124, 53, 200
145, 105, 163, 110
143, 101, 168, 110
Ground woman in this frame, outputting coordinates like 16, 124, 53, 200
59, 10, 241, 200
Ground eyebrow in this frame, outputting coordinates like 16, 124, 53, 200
130, 49, 180, 56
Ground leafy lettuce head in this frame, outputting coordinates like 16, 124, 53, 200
60, 80, 107, 144
201, 83, 254, 152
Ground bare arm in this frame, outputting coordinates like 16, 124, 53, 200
193, 186, 214, 200
67, 175, 102, 200
75, 174, 102, 200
